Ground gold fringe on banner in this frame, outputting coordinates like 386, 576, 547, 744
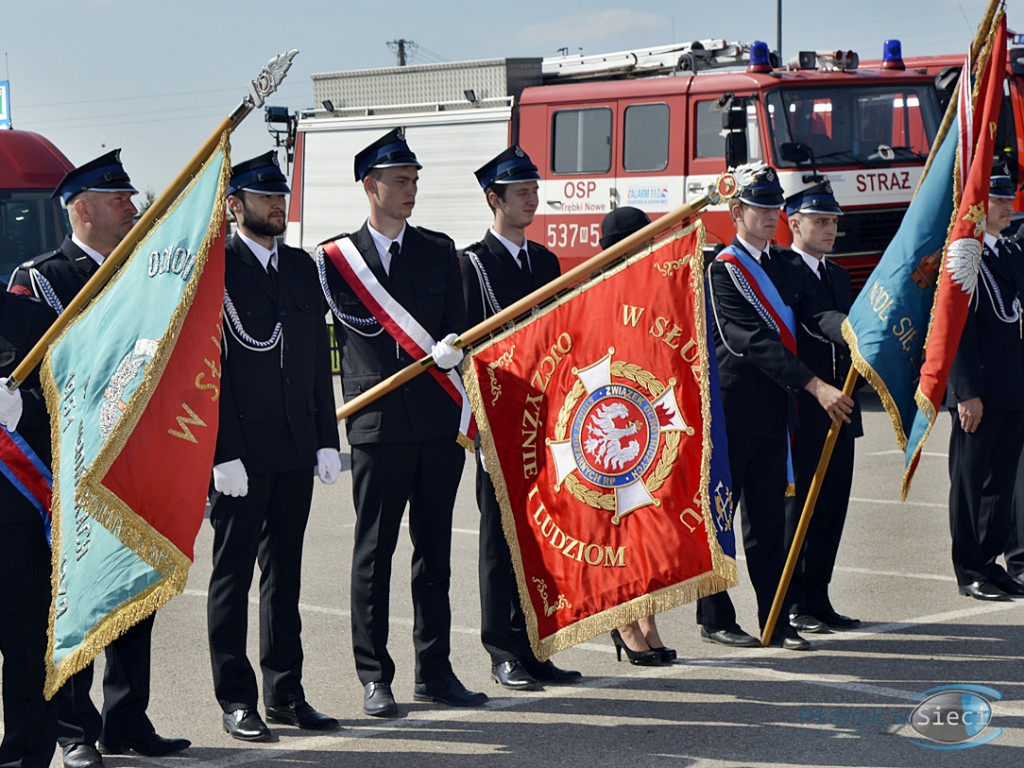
464, 219, 737, 661
41, 133, 230, 698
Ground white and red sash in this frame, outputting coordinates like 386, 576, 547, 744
320, 236, 477, 445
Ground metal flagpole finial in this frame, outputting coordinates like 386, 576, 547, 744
706, 160, 766, 206
248, 49, 299, 108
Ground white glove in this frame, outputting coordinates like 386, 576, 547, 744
476, 446, 489, 475
213, 459, 248, 498
431, 333, 463, 369
0, 378, 24, 432
316, 448, 342, 485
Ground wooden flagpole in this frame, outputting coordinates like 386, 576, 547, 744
3, 50, 299, 392
335, 167, 753, 422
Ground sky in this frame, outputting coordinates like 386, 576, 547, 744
4, 0, 1022, 196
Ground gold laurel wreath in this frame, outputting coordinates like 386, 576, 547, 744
553, 361, 682, 512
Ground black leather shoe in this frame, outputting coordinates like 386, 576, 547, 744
222, 709, 272, 741
413, 675, 488, 707
771, 626, 810, 651
491, 660, 541, 690
959, 580, 1011, 601
522, 658, 582, 684
363, 682, 398, 717
990, 572, 1024, 597
63, 744, 103, 768
98, 732, 190, 756
699, 625, 760, 647
789, 613, 827, 633
266, 699, 340, 730
818, 611, 861, 630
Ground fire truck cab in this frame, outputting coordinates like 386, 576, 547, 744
523, 40, 942, 285
0, 129, 73, 280
286, 39, 943, 287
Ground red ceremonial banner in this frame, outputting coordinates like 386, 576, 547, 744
464, 221, 737, 657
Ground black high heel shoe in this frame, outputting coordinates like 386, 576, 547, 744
610, 629, 661, 666
648, 646, 677, 663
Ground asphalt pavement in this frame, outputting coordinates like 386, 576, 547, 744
32, 384, 1024, 767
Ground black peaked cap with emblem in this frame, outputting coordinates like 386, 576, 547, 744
54, 149, 137, 204
227, 151, 291, 197
354, 127, 421, 182
737, 166, 784, 209
785, 179, 843, 216
474, 144, 541, 189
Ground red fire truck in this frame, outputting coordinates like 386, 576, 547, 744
285, 39, 943, 286
0, 129, 74, 280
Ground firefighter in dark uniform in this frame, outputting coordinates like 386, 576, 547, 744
700, 166, 853, 651
945, 165, 1024, 601
460, 145, 581, 690
9, 151, 189, 768
318, 128, 486, 718
0, 292, 57, 768
208, 152, 342, 742
780, 181, 862, 632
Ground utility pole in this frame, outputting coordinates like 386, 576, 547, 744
777, 0, 783, 64
387, 39, 416, 67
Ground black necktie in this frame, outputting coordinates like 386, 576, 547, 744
817, 259, 829, 284
760, 250, 770, 265
388, 241, 400, 274
517, 248, 531, 278
267, 256, 278, 281
995, 239, 1004, 258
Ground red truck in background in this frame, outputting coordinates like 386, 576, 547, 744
0, 129, 74, 280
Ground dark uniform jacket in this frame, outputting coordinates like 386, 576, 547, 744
322, 222, 466, 445
460, 231, 560, 326
708, 238, 847, 438
946, 238, 1024, 410
216, 234, 339, 473
783, 250, 863, 439
0, 291, 55, 525
8, 236, 99, 312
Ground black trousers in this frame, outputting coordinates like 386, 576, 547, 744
56, 613, 156, 748
1005, 449, 1024, 577
208, 469, 314, 712
697, 432, 788, 632
476, 455, 535, 666
947, 408, 1024, 585
784, 429, 855, 616
350, 439, 465, 686
0, 520, 56, 768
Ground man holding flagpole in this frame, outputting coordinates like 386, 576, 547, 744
781, 180, 862, 633
701, 166, 853, 651
0, 292, 57, 768
7, 151, 189, 768
318, 128, 486, 718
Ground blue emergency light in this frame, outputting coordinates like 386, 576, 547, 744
882, 39, 905, 70
748, 41, 773, 73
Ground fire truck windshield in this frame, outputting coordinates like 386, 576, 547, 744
767, 83, 942, 168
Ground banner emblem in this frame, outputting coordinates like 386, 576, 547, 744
549, 352, 691, 524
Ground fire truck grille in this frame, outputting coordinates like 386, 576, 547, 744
831, 206, 909, 292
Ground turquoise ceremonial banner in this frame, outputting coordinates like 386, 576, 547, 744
42, 134, 229, 697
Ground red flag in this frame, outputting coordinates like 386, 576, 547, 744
464, 221, 736, 657
904, 13, 1006, 497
